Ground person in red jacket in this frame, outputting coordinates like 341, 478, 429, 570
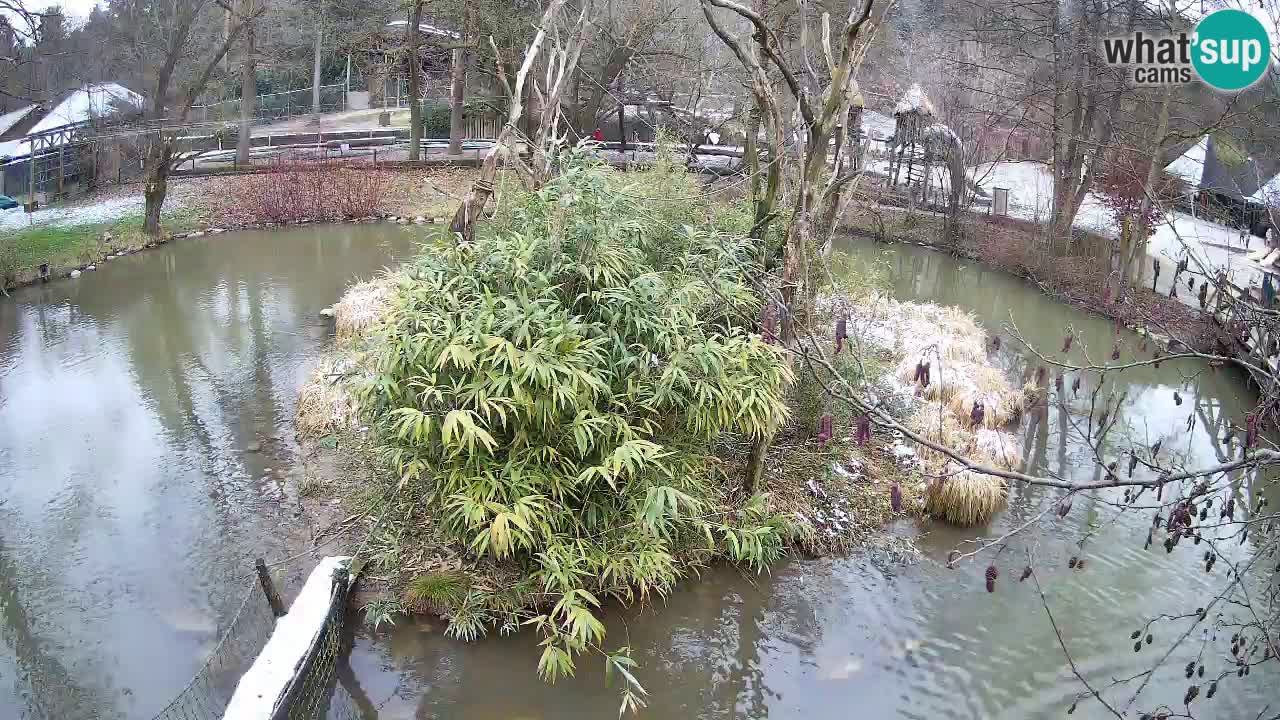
591, 127, 604, 142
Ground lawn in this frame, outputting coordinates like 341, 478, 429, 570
0, 208, 202, 291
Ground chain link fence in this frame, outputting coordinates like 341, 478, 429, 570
148, 561, 360, 720
270, 567, 352, 720
149, 577, 279, 720
193, 85, 348, 125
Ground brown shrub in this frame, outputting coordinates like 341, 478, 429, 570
234, 158, 390, 225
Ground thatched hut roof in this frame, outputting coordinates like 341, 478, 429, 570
893, 83, 935, 118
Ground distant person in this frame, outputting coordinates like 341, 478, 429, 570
591, 127, 604, 142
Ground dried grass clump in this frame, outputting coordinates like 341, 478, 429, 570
923, 462, 1008, 526
333, 279, 391, 341
909, 408, 1022, 471
296, 357, 361, 437
971, 428, 1022, 469
944, 365, 1025, 428
820, 293, 1025, 528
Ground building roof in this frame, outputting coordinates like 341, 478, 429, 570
0, 83, 145, 161
1162, 133, 1274, 203
1252, 172, 1280, 205
0, 104, 38, 137
1199, 135, 1264, 202
1164, 135, 1207, 188
28, 83, 144, 136
893, 83, 935, 117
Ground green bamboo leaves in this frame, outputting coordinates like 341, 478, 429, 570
364, 152, 794, 696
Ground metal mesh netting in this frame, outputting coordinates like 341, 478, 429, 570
149, 578, 278, 720
270, 568, 353, 720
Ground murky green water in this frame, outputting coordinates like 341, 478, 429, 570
1, 228, 1276, 719
0, 224, 420, 719
339, 237, 1278, 719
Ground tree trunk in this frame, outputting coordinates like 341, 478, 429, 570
236, 0, 256, 166
447, 46, 465, 155
1124, 85, 1174, 287
142, 139, 172, 237
744, 435, 768, 495
310, 12, 323, 124
406, 2, 423, 160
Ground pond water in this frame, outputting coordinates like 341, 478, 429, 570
0, 227, 1275, 720
0, 224, 420, 719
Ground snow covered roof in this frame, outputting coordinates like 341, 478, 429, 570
1252, 172, 1280, 205
0, 104, 37, 137
893, 83, 935, 117
1164, 136, 1207, 188
385, 20, 461, 40
0, 83, 144, 161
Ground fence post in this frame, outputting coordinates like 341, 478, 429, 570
256, 558, 286, 617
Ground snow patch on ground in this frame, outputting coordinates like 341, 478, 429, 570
862, 110, 895, 142
222, 556, 351, 720
1148, 212, 1263, 290
967, 159, 1271, 296
968, 160, 1114, 235
0, 195, 145, 231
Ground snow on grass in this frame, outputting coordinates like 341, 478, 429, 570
222, 556, 351, 720
964, 160, 1270, 296
969, 159, 1129, 237
0, 195, 145, 232
1148, 212, 1263, 291
862, 110, 895, 142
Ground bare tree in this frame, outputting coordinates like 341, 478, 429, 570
236, 0, 261, 165
447, 16, 466, 156
107, 0, 261, 235
449, 0, 590, 241
310, 4, 323, 123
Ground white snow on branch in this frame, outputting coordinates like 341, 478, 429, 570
385, 19, 462, 39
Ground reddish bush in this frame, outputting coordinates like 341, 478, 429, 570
1096, 151, 1181, 229
233, 158, 390, 225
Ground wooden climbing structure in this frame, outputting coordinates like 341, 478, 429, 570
888, 83, 936, 190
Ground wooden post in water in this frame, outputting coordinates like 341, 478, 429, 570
256, 558, 286, 617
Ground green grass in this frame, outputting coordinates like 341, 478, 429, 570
0, 207, 203, 290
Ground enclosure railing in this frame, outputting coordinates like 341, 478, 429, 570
147, 559, 355, 720
193, 84, 348, 124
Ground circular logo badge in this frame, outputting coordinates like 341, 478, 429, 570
1192, 9, 1272, 91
